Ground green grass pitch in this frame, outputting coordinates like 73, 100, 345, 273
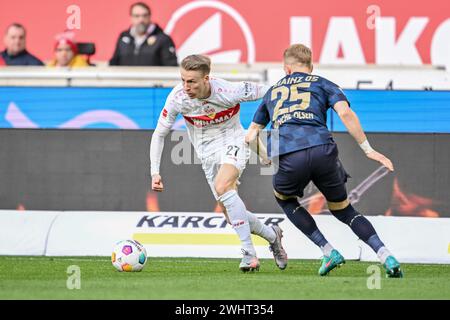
0, 256, 449, 299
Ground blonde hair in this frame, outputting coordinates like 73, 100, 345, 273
283, 44, 312, 68
181, 54, 211, 75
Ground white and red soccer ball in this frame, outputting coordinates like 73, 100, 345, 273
111, 240, 147, 272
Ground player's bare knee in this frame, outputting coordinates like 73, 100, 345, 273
214, 180, 233, 196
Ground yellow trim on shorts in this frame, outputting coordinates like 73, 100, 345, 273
327, 199, 350, 211
273, 189, 297, 200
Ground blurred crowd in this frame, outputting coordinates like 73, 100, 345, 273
0, 2, 178, 68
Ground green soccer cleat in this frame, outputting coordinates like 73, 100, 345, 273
383, 256, 403, 278
318, 249, 345, 276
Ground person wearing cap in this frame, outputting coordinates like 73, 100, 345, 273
47, 37, 89, 67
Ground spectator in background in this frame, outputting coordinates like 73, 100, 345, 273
109, 2, 178, 66
1, 23, 44, 66
47, 35, 89, 68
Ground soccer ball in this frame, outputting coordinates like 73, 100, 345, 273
111, 239, 147, 272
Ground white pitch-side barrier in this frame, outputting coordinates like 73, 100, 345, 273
0, 210, 449, 264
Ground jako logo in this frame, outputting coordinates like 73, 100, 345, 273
165, 0, 255, 64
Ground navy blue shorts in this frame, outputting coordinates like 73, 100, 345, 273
273, 143, 349, 202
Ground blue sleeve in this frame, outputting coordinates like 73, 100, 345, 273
252, 98, 270, 127
323, 79, 349, 109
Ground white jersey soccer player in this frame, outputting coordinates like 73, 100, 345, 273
150, 55, 287, 272
152, 78, 258, 199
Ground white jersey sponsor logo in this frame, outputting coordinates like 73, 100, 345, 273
183, 104, 240, 128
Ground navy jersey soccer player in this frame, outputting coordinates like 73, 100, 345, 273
246, 44, 403, 278
252, 71, 353, 205
253, 72, 348, 158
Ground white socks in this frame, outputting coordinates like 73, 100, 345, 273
320, 243, 334, 257
218, 190, 255, 256
247, 211, 276, 243
377, 247, 391, 264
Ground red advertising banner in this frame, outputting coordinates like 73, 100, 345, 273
0, 0, 449, 65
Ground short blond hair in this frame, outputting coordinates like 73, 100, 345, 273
283, 44, 312, 68
181, 54, 211, 75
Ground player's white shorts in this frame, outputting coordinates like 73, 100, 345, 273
200, 139, 251, 200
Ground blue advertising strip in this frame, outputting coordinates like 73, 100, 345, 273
342, 90, 450, 133
1, 87, 449, 132
0, 87, 170, 129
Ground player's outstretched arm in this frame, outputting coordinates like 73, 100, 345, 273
334, 101, 394, 171
245, 122, 262, 144
149, 87, 181, 192
245, 122, 271, 165
151, 173, 164, 192
150, 123, 170, 192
